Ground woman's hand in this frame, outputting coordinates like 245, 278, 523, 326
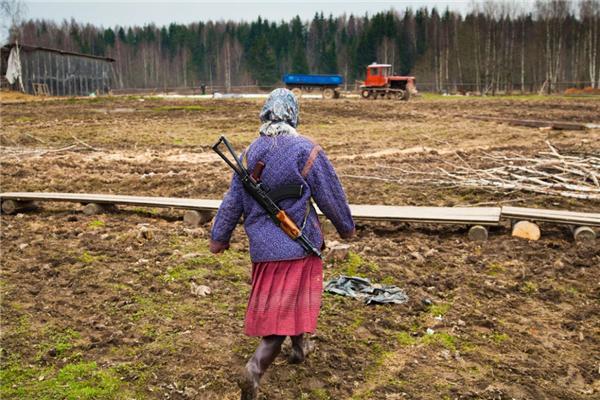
339, 228, 356, 239
210, 240, 230, 254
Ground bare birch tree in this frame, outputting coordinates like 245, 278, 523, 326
537, 0, 570, 92
1, 0, 27, 41
580, 0, 600, 87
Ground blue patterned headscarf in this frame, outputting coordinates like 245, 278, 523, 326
259, 88, 299, 137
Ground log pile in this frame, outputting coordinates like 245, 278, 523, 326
343, 142, 600, 200
0, 135, 99, 161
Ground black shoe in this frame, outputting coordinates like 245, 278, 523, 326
238, 366, 259, 400
287, 339, 314, 364
287, 347, 305, 364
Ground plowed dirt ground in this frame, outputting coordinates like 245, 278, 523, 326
1, 94, 599, 400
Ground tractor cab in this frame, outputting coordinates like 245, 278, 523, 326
364, 64, 392, 87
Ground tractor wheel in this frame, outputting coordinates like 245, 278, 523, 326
401, 89, 411, 101
360, 89, 371, 99
396, 90, 405, 100
291, 88, 303, 98
385, 91, 394, 99
322, 88, 335, 99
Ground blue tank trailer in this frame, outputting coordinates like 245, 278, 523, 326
282, 74, 343, 99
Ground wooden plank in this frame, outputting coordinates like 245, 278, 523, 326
345, 204, 501, 224
4, 192, 599, 227
502, 206, 600, 226
0, 192, 503, 225
0, 192, 221, 211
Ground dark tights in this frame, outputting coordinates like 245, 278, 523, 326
246, 334, 305, 378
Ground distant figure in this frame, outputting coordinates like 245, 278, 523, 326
210, 88, 355, 400
201, 83, 206, 95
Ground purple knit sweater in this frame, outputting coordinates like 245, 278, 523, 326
210, 134, 355, 262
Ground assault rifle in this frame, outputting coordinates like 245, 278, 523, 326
212, 135, 322, 258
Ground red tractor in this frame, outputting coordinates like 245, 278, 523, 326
359, 63, 417, 100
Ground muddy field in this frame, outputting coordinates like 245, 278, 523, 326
1, 94, 599, 399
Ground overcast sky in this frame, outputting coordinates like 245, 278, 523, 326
20, 1, 536, 27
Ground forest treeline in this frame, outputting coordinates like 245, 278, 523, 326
10, 0, 600, 93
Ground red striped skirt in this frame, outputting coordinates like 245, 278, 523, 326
244, 256, 323, 337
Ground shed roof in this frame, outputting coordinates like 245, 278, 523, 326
1, 43, 115, 62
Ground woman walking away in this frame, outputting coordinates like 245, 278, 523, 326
210, 88, 355, 400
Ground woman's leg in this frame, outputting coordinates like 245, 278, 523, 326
240, 335, 286, 400
289, 333, 315, 364
289, 334, 305, 364
248, 335, 286, 376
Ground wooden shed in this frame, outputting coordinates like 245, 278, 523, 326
0, 43, 115, 96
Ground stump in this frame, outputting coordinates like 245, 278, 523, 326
511, 220, 541, 241
468, 225, 488, 242
183, 210, 213, 227
83, 203, 117, 215
137, 226, 154, 240
1, 200, 38, 215
572, 226, 596, 243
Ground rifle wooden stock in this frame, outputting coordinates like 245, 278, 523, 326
276, 210, 301, 238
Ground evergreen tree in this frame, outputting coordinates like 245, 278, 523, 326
103, 28, 115, 47
126, 28, 136, 47
190, 31, 206, 80
415, 8, 428, 56
322, 41, 338, 73
248, 35, 278, 87
291, 43, 309, 73
117, 27, 126, 43
400, 10, 417, 74
159, 26, 168, 52
355, 18, 377, 75
289, 16, 308, 73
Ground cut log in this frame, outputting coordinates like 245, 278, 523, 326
137, 226, 154, 240
183, 210, 213, 227
511, 220, 541, 240
468, 225, 488, 241
82, 203, 117, 215
572, 226, 596, 243
1, 200, 38, 215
